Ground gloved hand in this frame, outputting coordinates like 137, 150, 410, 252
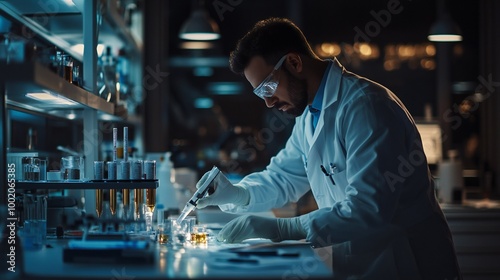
217, 215, 307, 243
196, 171, 250, 209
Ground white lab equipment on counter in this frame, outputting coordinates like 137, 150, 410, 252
438, 150, 465, 204
150, 152, 178, 211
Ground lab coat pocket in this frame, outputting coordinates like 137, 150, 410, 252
326, 170, 348, 202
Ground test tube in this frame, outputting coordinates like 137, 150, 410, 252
144, 160, 156, 213
113, 127, 118, 161
134, 189, 143, 219
123, 127, 128, 162
156, 204, 165, 226
145, 204, 153, 232
95, 190, 103, 218
118, 161, 131, 219
122, 189, 130, 218
156, 206, 166, 243
94, 161, 104, 217
110, 189, 117, 216
131, 160, 144, 219
107, 161, 117, 216
146, 190, 156, 213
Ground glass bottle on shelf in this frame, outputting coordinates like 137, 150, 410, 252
62, 54, 73, 83
116, 48, 129, 105
97, 46, 117, 103
72, 61, 81, 87
54, 51, 73, 83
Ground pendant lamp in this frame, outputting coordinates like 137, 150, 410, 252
179, 1, 220, 41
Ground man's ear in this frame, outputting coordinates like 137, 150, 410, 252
286, 53, 303, 73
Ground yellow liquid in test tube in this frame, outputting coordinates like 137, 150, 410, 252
95, 189, 103, 217
110, 189, 117, 215
123, 189, 130, 206
134, 189, 143, 217
146, 189, 156, 213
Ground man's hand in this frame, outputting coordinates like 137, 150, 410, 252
217, 215, 307, 243
196, 171, 250, 208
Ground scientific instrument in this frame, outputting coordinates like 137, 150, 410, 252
176, 166, 220, 223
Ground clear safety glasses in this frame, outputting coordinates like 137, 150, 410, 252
253, 55, 287, 99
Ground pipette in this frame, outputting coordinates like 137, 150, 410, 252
176, 166, 220, 224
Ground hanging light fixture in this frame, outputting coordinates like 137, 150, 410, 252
428, 0, 462, 42
179, 0, 220, 41
428, 13, 462, 42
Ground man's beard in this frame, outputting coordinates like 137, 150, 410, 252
277, 67, 308, 117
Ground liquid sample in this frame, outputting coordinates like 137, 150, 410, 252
134, 189, 143, 216
123, 189, 130, 206
191, 233, 207, 244
146, 189, 156, 212
158, 234, 169, 244
95, 189, 103, 217
110, 189, 117, 215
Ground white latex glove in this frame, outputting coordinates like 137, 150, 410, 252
195, 170, 250, 209
217, 215, 307, 243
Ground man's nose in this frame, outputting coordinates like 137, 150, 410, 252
264, 96, 277, 108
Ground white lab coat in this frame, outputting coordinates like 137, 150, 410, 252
221, 59, 461, 279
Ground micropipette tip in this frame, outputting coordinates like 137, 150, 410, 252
176, 204, 193, 224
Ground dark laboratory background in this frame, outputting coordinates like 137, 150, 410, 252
2, 1, 500, 278
4, 0, 498, 197
153, 0, 483, 177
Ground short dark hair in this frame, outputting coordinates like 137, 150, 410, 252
229, 17, 318, 75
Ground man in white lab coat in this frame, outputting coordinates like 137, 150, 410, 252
196, 17, 461, 279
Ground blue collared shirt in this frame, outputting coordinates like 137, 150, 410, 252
309, 61, 332, 131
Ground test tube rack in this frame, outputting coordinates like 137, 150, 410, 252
15, 180, 159, 190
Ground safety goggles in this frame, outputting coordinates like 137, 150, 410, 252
253, 55, 287, 99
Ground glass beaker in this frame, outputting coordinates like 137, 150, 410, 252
191, 225, 208, 244
157, 222, 171, 244
34, 158, 47, 181
61, 156, 84, 181
22, 193, 47, 250
22, 157, 39, 181
22, 157, 46, 181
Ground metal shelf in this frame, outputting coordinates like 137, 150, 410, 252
5, 61, 115, 117
16, 179, 159, 190
0, 0, 143, 62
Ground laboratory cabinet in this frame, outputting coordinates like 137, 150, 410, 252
442, 204, 500, 280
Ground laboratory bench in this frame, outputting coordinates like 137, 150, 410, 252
6, 230, 332, 280
4, 195, 499, 280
